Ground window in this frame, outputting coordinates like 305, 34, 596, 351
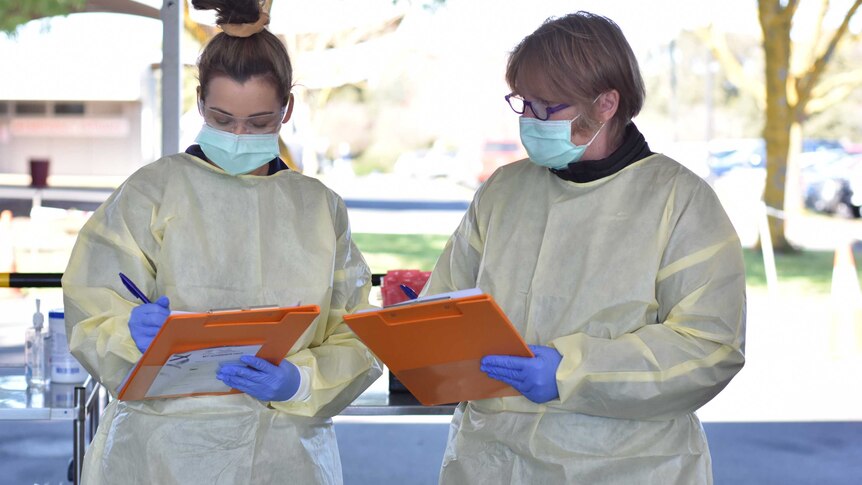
87, 102, 123, 115
15, 102, 47, 115
54, 102, 85, 115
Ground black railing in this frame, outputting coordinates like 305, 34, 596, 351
1, 273, 384, 288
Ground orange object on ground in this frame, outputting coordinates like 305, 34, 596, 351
344, 292, 532, 406
118, 305, 320, 401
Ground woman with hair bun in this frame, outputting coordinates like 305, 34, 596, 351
62, 1, 381, 483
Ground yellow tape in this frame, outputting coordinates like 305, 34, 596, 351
0, 273, 9, 288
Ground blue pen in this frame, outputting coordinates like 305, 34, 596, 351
399, 284, 419, 300
119, 272, 151, 304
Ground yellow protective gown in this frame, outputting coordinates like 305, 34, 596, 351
62, 153, 382, 485
426, 155, 746, 485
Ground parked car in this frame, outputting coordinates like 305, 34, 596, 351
706, 138, 765, 178
802, 153, 862, 218
479, 140, 525, 183
706, 138, 845, 179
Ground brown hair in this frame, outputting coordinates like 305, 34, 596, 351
505, 11, 644, 143
192, 0, 292, 106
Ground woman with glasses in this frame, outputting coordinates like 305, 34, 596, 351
424, 11, 745, 484
61, 1, 381, 483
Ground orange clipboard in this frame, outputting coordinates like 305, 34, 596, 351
117, 305, 320, 401
343, 292, 532, 406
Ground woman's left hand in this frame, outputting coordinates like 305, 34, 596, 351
481, 345, 562, 403
217, 355, 301, 402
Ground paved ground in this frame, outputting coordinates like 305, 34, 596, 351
6, 398, 862, 484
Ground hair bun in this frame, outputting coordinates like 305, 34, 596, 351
192, 0, 273, 38
191, 0, 262, 25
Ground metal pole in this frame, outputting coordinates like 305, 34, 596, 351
759, 202, 779, 296
73, 382, 87, 485
161, 0, 183, 157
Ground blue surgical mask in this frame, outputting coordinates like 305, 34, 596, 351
519, 114, 604, 170
195, 124, 279, 176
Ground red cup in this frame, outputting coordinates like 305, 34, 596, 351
29, 158, 50, 188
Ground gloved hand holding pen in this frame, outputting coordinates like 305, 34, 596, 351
217, 355, 302, 402
128, 296, 171, 353
481, 344, 563, 403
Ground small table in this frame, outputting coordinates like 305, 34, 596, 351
344, 388, 457, 415
0, 368, 106, 485
1, 366, 453, 483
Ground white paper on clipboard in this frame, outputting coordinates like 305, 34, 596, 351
144, 344, 262, 398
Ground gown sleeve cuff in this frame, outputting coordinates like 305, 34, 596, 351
286, 365, 312, 402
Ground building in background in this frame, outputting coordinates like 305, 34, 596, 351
0, 11, 169, 184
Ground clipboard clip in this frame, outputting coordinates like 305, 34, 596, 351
208, 307, 247, 313
386, 295, 451, 308
206, 302, 298, 313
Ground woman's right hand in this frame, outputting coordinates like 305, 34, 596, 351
128, 296, 171, 353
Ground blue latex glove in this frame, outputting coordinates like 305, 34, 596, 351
480, 344, 563, 403
128, 296, 170, 353
217, 355, 301, 402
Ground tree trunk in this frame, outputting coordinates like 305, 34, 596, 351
760, 1, 796, 252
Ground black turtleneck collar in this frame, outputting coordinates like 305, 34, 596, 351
185, 144, 289, 175
550, 122, 652, 183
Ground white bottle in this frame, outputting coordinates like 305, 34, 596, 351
48, 309, 88, 384
25, 298, 49, 389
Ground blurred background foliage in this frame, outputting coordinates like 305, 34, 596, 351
0, 0, 86, 35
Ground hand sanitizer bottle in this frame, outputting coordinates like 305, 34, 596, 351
25, 298, 49, 389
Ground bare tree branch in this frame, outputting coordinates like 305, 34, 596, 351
786, 0, 801, 19
796, 0, 862, 106
182, 0, 216, 46
696, 26, 766, 104
760, 0, 800, 28
806, 83, 861, 116
810, 68, 862, 96
804, 0, 830, 67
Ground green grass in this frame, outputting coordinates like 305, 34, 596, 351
354, 233, 858, 295
353, 233, 450, 274
744, 247, 862, 295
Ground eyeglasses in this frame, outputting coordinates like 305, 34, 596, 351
505, 93, 570, 121
201, 106, 286, 134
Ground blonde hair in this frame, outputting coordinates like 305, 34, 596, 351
506, 11, 644, 143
